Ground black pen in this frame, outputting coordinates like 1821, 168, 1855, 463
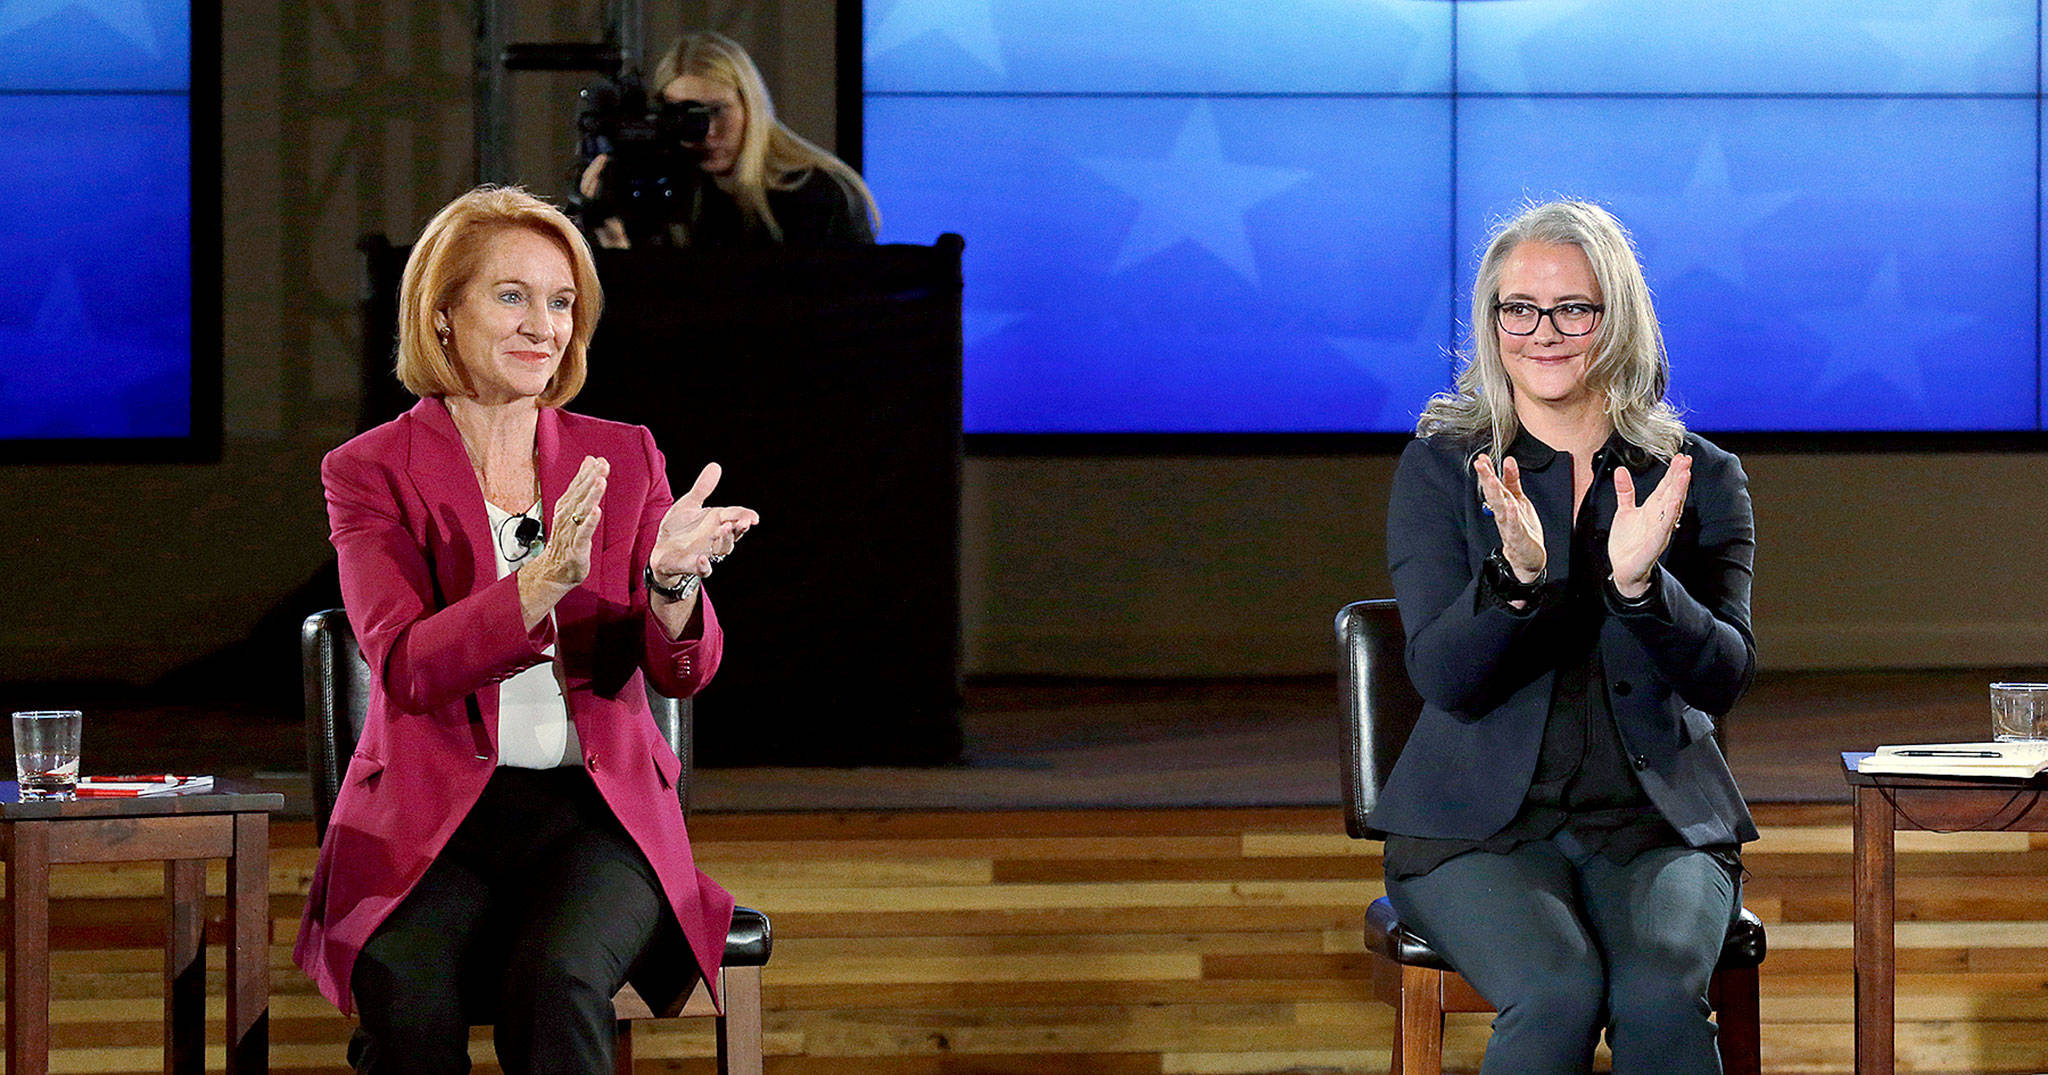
1894, 749, 2003, 758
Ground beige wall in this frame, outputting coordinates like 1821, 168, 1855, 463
3, 2, 2039, 683
964, 452, 2048, 675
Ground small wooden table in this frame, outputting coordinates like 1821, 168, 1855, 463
1842, 752, 2048, 1074
0, 779, 284, 1075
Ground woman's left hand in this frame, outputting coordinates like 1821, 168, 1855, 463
650, 462, 761, 583
1608, 453, 1691, 599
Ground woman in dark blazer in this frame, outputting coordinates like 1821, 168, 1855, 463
293, 185, 759, 1074
1371, 200, 1756, 1074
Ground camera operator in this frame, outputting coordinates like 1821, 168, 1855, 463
576, 32, 878, 249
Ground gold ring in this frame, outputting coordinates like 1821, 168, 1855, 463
574, 514, 588, 524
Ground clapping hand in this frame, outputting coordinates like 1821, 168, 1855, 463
535, 456, 609, 586
1474, 453, 1545, 584
1609, 453, 1691, 599
651, 463, 760, 584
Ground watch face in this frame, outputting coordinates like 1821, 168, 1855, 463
647, 565, 695, 599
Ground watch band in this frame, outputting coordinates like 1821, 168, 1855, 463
645, 564, 702, 603
1484, 549, 1545, 604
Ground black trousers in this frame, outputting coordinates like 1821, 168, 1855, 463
349, 766, 672, 1075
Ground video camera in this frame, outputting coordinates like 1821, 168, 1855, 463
567, 69, 717, 246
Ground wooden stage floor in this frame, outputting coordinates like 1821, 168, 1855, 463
2, 669, 2043, 1072
9, 802, 2048, 1074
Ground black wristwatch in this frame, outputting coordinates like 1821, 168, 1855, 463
645, 564, 702, 603
1484, 549, 1545, 605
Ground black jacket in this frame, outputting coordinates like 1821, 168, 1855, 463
1367, 429, 1758, 849
684, 167, 874, 248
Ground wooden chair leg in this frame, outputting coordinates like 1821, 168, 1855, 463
1711, 965, 1762, 1075
612, 1018, 633, 1075
716, 964, 765, 1075
1395, 964, 1446, 1075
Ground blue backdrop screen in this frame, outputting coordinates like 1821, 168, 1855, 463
863, 0, 2048, 435
1, 1, 198, 448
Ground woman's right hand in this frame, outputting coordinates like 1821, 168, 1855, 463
1474, 453, 1545, 583
533, 457, 610, 585
516, 456, 609, 629
577, 155, 631, 249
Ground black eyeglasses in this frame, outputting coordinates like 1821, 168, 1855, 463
1493, 300, 1604, 337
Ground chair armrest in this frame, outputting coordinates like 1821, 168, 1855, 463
725, 906, 772, 967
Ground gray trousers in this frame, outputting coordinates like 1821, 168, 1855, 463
1384, 836, 1739, 1075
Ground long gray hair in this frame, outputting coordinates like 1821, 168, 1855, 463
1416, 200, 1685, 461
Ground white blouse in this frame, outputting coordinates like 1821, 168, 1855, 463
485, 499, 581, 769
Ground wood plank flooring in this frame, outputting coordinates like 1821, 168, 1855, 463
0, 803, 2040, 1073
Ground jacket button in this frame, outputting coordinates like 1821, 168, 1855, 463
1633, 755, 1648, 771
586, 755, 599, 771
1614, 681, 1633, 696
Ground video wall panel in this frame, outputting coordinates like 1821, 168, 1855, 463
1457, 97, 2037, 432
865, 0, 2048, 436
3, 1, 205, 455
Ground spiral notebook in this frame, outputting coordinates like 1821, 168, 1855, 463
1856, 743, 2048, 779
75, 775, 215, 798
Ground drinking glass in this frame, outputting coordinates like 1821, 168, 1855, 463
12, 710, 81, 801
1990, 683, 2048, 741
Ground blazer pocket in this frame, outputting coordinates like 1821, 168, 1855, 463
347, 749, 385, 787
652, 743, 682, 790
1680, 706, 1718, 747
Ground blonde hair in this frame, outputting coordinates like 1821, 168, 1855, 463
652, 31, 880, 241
1417, 199, 1685, 460
394, 185, 602, 407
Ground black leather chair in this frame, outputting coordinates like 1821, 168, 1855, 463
303, 609, 771, 1075
1336, 599, 1765, 1075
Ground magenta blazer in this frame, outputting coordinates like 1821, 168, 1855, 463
292, 397, 736, 1015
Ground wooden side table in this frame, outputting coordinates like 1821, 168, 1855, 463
0, 779, 284, 1075
1841, 752, 2048, 1074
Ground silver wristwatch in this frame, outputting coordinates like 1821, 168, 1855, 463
645, 564, 701, 602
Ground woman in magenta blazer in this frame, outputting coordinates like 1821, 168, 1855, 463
292, 185, 758, 1074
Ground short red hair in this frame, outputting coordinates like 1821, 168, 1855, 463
393, 185, 604, 407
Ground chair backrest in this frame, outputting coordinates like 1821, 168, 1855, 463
301, 608, 692, 844
1336, 599, 1423, 840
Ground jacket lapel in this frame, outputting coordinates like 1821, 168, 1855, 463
536, 406, 566, 534
1507, 433, 1573, 582
535, 408, 592, 583
406, 398, 498, 601
405, 398, 504, 756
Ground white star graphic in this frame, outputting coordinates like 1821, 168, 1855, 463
1862, 0, 2031, 93
0, 0, 157, 56
1326, 280, 1458, 427
866, 0, 1004, 77
1084, 103, 1311, 286
1799, 256, 1968, 410
32, 264, 90, 343
1455, 0, 1600, 93
1626, 138, 1796, 289
963, 306, 1025, 346
1374, 0, 1456, 92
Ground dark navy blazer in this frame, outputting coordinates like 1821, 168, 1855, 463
1367, 430, 1758, 850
